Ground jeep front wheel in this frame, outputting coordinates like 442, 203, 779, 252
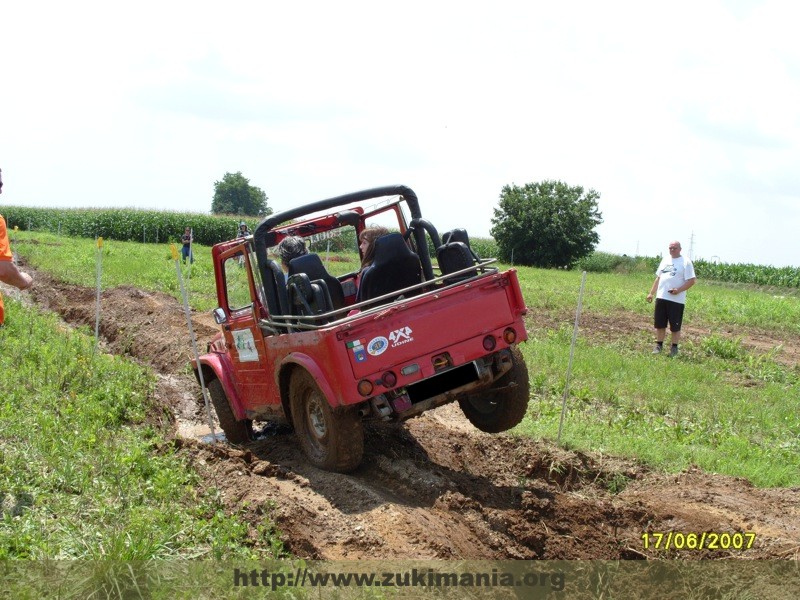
208, 378, 254, 444
289, 369, 364, 472
458, 347, 530, 433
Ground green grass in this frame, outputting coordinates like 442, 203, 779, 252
494, 264, 800, 487
13, 231, 362, 312
0, 301, 285, 559
10, 231, 800, 488
12, 231, 220, 311
515, 331, 799, 487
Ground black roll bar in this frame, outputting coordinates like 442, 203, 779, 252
253, 185, 433, 318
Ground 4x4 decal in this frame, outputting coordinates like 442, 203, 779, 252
389, 326, 414, 348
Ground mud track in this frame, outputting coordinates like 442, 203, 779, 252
19, 270, 800, 560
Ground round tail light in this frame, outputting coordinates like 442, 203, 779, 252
503, 328, 517, 344
357, 379, 374, 397
381, 371, 397, 388
483, 335, 496, 351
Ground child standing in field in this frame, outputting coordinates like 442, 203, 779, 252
0, 168, 34, 327
181, 227, 194, 264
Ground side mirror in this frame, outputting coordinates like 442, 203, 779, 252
212, 308, 227, 325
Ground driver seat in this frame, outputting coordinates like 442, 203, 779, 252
288, 253, 345, 310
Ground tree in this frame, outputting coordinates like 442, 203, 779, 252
211, 172, 272, 217
490, 180, 603, 268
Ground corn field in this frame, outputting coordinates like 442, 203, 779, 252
693, 258, 800, 289
1, 204, 501, 259
0, 205, 260, 247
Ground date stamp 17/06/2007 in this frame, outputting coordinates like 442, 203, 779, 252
641, 532, 756, 551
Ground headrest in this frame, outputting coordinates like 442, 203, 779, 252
288, 253, 327, 279
442, 228, 470, 246
372, 233, 416, 266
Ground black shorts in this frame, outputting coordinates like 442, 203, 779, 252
654, 298, 685, 332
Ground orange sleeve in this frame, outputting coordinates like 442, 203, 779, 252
0, 215, 13, 262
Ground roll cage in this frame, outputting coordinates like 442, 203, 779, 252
247, 185, 496, 332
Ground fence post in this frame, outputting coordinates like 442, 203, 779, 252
171, 243, 217, 443
557, 271, 587, 444
11, 226, 19, 263
94, 237, 104, 349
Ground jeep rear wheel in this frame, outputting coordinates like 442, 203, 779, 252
458, 347, 530, 433
208, 378, 254, 444
289, 369, 364, 473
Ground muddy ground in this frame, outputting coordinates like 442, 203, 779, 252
14, 268, 800, 560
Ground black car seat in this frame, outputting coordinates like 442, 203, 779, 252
286, 272, 335, 321
288, 253, 345, 310
437, 228, 479, 283
357, 233, 423, 304
263, 259, 291, 329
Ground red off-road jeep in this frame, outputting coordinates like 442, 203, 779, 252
195, 185, 530, 472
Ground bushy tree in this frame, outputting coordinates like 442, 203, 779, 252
490, 180, 603, 268
211, 172, 272, 217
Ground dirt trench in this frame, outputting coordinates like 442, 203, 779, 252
16, 270, 800, 560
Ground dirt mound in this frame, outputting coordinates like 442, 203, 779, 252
28, 271, 219, 374
17, 269, 800, 560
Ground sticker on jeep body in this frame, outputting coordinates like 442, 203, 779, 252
367, 336, 389, 356
346, 339, 367, 362
232, 328, 259, 362
389, 326, 414, 348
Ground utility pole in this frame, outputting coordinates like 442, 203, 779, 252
689, 231, 695, 260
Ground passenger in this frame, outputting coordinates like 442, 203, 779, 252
356, 225, 389, 288
349, 225, 391, 312
277, 235, 308, 281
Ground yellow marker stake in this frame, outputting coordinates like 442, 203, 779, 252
172, 244, 218, 443
94, 236, 104, 347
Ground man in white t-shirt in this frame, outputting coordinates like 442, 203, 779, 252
646, 240, 697, 357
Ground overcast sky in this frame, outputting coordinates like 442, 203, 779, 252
2, 0, 798, 267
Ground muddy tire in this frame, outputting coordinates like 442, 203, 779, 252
289, 369, 364, 472
208, 378, 254, 444
458, 347, 530, 433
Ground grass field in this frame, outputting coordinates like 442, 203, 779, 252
513, 268, 800, 487
0, 301, 287, 559
3, 230, 799, 560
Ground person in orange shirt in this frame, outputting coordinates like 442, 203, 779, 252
0, 169, 34, 326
